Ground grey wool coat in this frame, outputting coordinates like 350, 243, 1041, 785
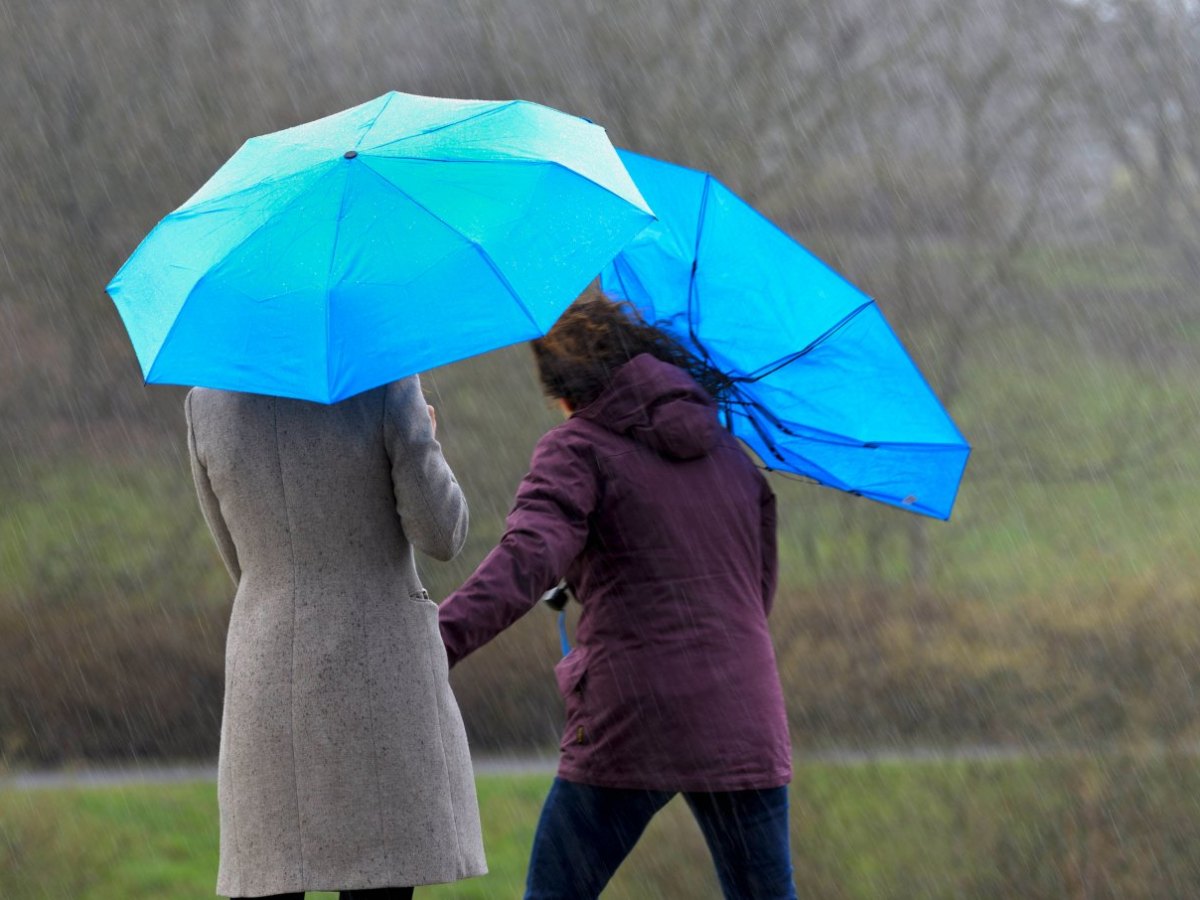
186, 378, 486, 898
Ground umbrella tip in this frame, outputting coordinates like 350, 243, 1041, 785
343, 150, 358, 159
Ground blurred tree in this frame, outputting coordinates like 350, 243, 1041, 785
1083, 0, 1200, 275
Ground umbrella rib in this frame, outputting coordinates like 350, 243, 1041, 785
766, 471, 949, 520
686, 175, 739, 405
352, 160, 544, 334
144, 270, 212, 384
739, 404, 792, 467
734, 301, 970, 449
176, 116, 524, 217
468, 244, 544, 335
353, 91, 400, 150
729, 392, 862, 453
174, 159, 339, 218
177, 155, 540, 219
611, 258, 644, 314
361, 100, 520, 154
765, 470, 822, 486
686, 175, 713, 353
724, 387, 967, 450
738, 413, 851, 490
144, 165, 344, 383
354, 154, 655, 220
323, 164, 355, 404
739, 300, 878, 383
709, 176, 875, 307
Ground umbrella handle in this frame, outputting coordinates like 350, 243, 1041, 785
541, 581, 574, 656
557, 610, 571, 657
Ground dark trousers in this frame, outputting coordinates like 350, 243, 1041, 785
233, 888, 413, 899
525, 778, 798, 899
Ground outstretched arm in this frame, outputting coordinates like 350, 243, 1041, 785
439, 426, 599, 667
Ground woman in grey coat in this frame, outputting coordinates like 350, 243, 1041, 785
186, 376, 486, 899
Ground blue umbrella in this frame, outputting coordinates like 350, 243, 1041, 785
107, 92, 653, 403
600, 150, 970, 520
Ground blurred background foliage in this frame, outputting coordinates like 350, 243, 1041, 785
2, 0, 1200, 767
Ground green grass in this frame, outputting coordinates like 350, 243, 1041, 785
4, 758, 1200, 898
0, 457, 227, 612
1012, 242, 1182, 294
765, 318, 1200, 600
939, 324, 1200, 597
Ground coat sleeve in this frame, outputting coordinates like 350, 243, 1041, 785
383, 376, 469, 562
439, 426, 599, 667
760, 477, 779, 615
185, 391, 241, 585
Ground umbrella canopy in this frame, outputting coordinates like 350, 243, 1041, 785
107, 92, 653, 403
600, 150, 970, 520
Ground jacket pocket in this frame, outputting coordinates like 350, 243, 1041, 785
555, 649, 590, 748
554, 648, 588, 698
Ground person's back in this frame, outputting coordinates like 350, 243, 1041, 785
189, 386, 430, 606
534, 354, 789, 790
437, 293, 796, 900
565, 363, 766, 608
187, 377, 485, 899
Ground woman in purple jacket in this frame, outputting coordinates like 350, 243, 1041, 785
439, 293, 796, 899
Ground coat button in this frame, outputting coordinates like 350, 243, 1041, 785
576, 726, 586, 744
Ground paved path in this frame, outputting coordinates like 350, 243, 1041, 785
7, 744, 1180, 792
2, 743, 1132, 792
0, 745, 1131, 792
2, 756, 560, 791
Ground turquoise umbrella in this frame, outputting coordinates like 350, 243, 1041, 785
601, 150, 969, 520
107, 92, 653, 403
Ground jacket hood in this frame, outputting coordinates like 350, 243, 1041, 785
574, 354, 721, 460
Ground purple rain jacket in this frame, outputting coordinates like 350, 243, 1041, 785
439, 353, 792, 791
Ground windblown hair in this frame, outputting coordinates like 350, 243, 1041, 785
532, 289, 724, 410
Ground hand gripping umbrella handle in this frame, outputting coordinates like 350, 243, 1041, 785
541, 581, 575, 656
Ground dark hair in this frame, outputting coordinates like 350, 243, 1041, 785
531, 289, 724, 410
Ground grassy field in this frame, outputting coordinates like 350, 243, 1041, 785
4, 236, 1194, 610
6, 333, 1200, 611
4, 325, 1200, 761
4, 301, 1200, 613
4, 756, 1200, 898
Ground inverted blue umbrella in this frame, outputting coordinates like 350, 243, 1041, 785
600, 150, 970, 520
107, 92, 653, 403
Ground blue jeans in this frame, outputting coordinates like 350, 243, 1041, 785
525, 778, 797, 899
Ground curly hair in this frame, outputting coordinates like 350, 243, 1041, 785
531, 290, 725, 410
